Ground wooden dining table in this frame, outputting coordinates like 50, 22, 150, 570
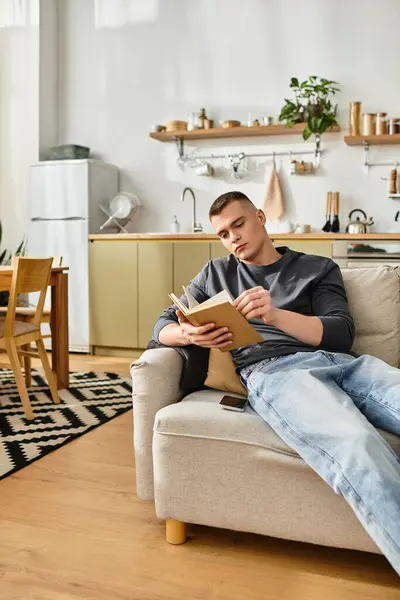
0, 266, 69, 389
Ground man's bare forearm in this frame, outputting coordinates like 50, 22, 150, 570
158, 323, 188, 346
270, 309, 323, 346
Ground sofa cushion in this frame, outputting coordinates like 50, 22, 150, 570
154, 389, 400, 457
205, 349, 248, 396
341, 265, 400, 368
153, 389, 397, 553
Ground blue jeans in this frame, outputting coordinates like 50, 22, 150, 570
240, 350, 400, 575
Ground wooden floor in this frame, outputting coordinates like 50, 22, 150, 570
1, 354, 399, 599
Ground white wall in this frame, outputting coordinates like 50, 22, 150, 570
0, 0, 59, 251
0, 0, 39, 251
8, 0, 400, 241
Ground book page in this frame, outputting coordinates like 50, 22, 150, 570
169, 287, 234, 315
182, 286, 199, 311
168, 293, 189, 315
190, 289, 233, 313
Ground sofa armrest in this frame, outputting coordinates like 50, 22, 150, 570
131, 348, 183, 500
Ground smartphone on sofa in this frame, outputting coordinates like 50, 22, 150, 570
219, 395, 248, 413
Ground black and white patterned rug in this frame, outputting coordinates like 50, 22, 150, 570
0, 369, 132, 480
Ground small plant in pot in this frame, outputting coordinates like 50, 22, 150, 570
0, 221, 26, 306
279, 76, 340, 140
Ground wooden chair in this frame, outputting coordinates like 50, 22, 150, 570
0, 257, 59, 419
0, 256, 62, 326
0, 257, 63, 386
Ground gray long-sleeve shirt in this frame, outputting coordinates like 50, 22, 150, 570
152, 246, 356, 371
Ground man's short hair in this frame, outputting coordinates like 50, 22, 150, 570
209, 191, 256, 219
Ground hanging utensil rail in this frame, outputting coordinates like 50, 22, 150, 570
178, 148, 319, 161
175, 133, 323, 166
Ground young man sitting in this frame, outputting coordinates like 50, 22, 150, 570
152, 190, 400, 576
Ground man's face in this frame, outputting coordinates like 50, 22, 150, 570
210, 200, 267, 262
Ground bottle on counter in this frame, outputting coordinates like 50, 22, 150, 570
171, 215, 180, 234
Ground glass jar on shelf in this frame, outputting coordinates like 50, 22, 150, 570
388, 118, 400, 135
187, 112, 199, 131
362, 113, 375, 135
375, 112, 387, 135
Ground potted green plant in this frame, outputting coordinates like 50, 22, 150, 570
279, 76, 340, 140
0, 221, 26, 306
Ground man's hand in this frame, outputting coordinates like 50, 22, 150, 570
233, 286, 324, 346
233, 286, 277, 325
177, 310, 233, 348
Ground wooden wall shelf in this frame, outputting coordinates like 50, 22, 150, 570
344, 134, 400, 146
150, 123, 340, 142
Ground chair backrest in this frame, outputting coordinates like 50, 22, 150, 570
4, 257, 53, 336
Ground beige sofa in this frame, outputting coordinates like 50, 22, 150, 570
131, 265, 400, 551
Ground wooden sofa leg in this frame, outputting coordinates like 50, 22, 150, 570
166, 519, 187, 545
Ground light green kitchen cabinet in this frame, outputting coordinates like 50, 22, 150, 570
210, 241, 230, 259
89, 236, 335, 354
89, 241, 138, 349
138, 242, 173, 348
173, 242, 210, 297
272, 239, 332, 258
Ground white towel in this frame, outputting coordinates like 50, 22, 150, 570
262, 161, 285, 221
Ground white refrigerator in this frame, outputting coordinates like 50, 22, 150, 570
28, 159, 119, 352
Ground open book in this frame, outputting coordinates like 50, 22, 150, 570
169, 287, 263, 352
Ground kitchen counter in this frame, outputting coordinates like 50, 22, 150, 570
88, 232, 400, 241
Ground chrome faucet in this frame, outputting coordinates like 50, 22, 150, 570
181, 187, 203, 233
